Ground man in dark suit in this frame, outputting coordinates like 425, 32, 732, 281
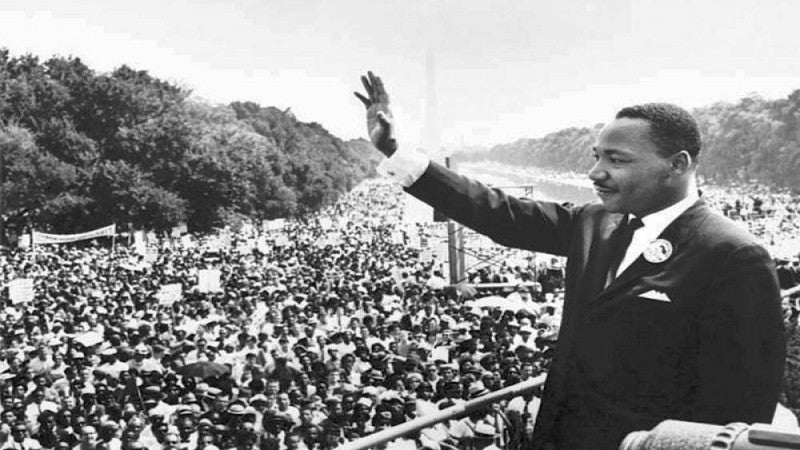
355, 72, 785, 449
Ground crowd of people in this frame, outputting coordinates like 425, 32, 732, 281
2, 172, 799, 450
0, 178, 564, 450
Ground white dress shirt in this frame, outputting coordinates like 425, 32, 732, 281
617, 187, 699, 276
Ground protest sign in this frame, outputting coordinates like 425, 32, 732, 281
181, 235, 195, 249
256, 237, 270, 254
274, 234, 290, 247
197, 269, 222, 293
391, 231, 404, 245
431, 346, 450, 363
8, 278, 34, 304
145, 249, 159, 263
18, 234, 30, 249
236, 239, 255, 254
156, 284, 182, 305
134, 232, 147, 255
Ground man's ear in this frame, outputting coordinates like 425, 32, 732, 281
670, 151, 692, 173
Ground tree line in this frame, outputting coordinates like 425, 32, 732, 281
0, 49, 380, 242
454, 91, 800, 192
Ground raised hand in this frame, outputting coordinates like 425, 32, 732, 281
354, 71, 398, 157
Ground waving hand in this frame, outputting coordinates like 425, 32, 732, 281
354, 71, 398, 157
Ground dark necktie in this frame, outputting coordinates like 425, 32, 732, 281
605, 216, 644, 286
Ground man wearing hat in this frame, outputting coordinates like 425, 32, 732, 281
511, 326, 538, 353
97, 349, 128, 379
8, 421, 42, 450
142, 385, 175, 419
28, 347, 54, 376
356, 72, 784, 450
467, 381, 490, 400
275, 392, 300, 426
471, 422, 502, 450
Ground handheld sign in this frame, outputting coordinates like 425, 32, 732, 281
197, 269, 222, 293
156, 284, 182, 306
9, 279, 34, 304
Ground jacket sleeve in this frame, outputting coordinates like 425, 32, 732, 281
689, 243, 785, 423
405, 161, 578, 256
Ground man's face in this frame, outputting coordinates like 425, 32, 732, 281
300, 408, 313, 425
162, 434, 179, 450
12, 424, 27, 442
286, 434, 302, 450
590, 118, 677, 217
3, 410, 16, 423
178, 420, 194, 439
81, 426, 98, 447
277, 393, 290, 409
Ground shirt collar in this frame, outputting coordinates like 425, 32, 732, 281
635, 182, 700, 234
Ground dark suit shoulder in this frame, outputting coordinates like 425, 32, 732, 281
693, 207, 768, 254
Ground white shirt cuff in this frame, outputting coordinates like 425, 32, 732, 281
377, 147, 431, 187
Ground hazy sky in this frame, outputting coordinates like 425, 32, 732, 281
3, 0, 800, 148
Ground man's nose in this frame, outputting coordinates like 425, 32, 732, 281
588, 162, 608, 182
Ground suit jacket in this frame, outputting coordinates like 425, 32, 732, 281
406, 162, 785, 450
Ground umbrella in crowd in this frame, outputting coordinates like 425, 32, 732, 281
73, 330, 104, 347
179, 361, 231, 379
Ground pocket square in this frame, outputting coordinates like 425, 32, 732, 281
639, 289, 671, 302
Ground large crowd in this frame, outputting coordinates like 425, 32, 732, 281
0, 179, 566, 450
1, 174, 799, 450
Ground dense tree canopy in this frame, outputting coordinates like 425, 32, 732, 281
454, 92, 800, 192
0, 49, 377, 242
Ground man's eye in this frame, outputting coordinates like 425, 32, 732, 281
591, 154, 599, 161
610, 157, 625, 164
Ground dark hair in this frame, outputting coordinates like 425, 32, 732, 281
615, 103, 701, 159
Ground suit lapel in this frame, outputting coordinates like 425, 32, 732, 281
590, 199, 709, 304
584, 213, 624, 300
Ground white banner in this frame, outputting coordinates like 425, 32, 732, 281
32, 225, 116, 245
8, 278, 34, 304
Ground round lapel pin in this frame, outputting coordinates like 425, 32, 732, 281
643, 239, 672, 263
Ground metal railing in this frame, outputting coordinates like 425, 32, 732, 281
783, 284, 800, 298
337, 374, 547, 450
339, 283, 800, 450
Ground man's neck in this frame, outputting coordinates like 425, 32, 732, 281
638, 176, 699, 219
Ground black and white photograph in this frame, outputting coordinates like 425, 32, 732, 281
1, 1, 800, 449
